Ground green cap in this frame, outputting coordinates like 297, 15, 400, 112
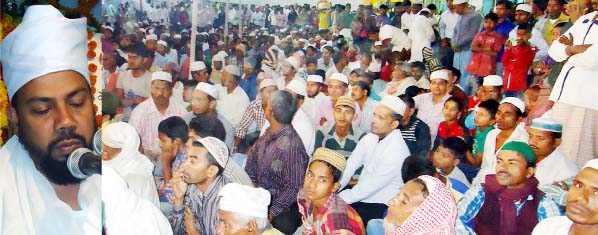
501, 141, 536, 163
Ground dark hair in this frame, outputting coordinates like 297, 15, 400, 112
333, 52, 345, 64
390, 113, 403, 127
410, 178, 430, 198
315, 69, 326, 78
126, 43, 152, 57
405, 85, 423, 98
485, 12, 499, 22
191, 141, 225, 175
399, 94, 416, 109
189, 115, 226, 141
158, 116, 189, 143
379, 4, 388, 10
496, 0, 509, 7
518, 23, 532, 33
409, 61, 426, 72
448, 67, 461, 82
310, 160, 343, 182
401, 154, 435, 183
433, 137, 467, 161
533, 0, 547, 11
444, 96, 463, 112
238, 131, 260, 153
306, 57, 318, 66
554, 22, 567, 29
478, 100, 500, 119
352, 81, 371, 96
269, 90, 297, 124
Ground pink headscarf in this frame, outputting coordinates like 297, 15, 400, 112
387, 175, 457, 235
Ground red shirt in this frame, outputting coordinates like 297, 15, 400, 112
501, 44, 537, 91
437, 120, 466, 140
466, 32, 505, 77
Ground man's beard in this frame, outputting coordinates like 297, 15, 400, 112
18, 126, 92, 186
307, 92, 318, 98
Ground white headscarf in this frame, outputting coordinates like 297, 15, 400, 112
102, 122, 158, 205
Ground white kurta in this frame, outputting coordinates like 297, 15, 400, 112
548, 11, 598, 109
473, 123, 529, 185
103, 166, 173, 235
535, 147, 580, 185
532, 216, 572, 235
357, 98, 379, 133
261, 108, 315, 155
302, 92, 328, 124
339, 130, 411, 204
0, 137, 101, 234
216, 86, 250, 127
408, 15, 435, 62
379, 77, 417, 97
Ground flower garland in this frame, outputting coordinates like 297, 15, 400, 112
0, 78, 8, 147
87, 31, 103, 127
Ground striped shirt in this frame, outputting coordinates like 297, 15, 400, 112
297, 191, 365, 235
246, 124, 309, 216
170, 176, 229, 235
314, 124, 366, 159
399, 117, 431, 156
128, 98, 187, 155
234, 99, 266, 139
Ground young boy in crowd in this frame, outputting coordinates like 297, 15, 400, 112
466, 100, 499, 169
432, 137, 471, 186
501, 23, 537, 98
156, 116, 189, 214
297, 148, 365, 234
435, 97, 471, 147
466, 13, 505, 83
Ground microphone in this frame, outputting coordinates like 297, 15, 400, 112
68, 148, 102, 179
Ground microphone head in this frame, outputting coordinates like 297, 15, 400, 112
68, 148, 92, 179
93, 129, 102, 155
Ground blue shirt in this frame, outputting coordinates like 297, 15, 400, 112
238, 73, 258, 101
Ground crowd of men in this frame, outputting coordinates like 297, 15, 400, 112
98, 0, 597, 234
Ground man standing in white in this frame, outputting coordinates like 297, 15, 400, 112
338, 95, 411, 226
0, 4, 101, 234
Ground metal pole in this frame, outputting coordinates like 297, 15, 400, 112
191, 0, 198, 73
224, 0, 230, 47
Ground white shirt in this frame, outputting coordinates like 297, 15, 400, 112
548, 11, 598, 109
339, 130, 411, 204
357, 98, 378, 133
317, 57, 333, 72
508, 26, 549, 61
440, 10, 459, 39
409, 15, 435, 62
532, 216, 572, 235
535, 147, 579, 185
116, 70, 152, 98
216, 86, 250, 127
414, 92, 452, 144
302, 92, 328, 122
261, 108, 315, 155
0, 137, 101, 234
401, 12, 414, 31
473, 122, 529, 185
380, 77, 417, 97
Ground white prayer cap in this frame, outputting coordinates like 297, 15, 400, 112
374, 41, 383, 46
412, 0, 423, 4
307, 75, 324, 84
483, 75, 503, 86
583, 159, 598, 170
157, 40, 168, 47
217, 41, 225, 46
421, 8, 431, 13
194, 137, 229, 168
137, 27, 145, 32
151, 71, 172, 83
259, 79, 277, 90
286, 80, 307, 97
530, 116, 562, 133
430, 70, 449, 81
195, 82, 219, 99
248, 32, 256, 37
453, 0, 468, 4
223, 65, 241, 76
146, 34, 158, 41
174, 34, 182, 39
392, 46, 403, 52
148, 29, 155, 35
219, 183, 271, 219
516, 4, 532, 13
500, 97, 525, 113
103, 25, 114, 32
379, 24, 398, 41
213, 51, 228, 62
1, 5, 89, 101
330, 73, 349, 84
379, 95, 407, 115
190, 61, 207, 72
285, 57, 301, 70
161, 32, 170, 37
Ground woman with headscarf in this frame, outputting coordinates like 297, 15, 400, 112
383, 175, 457, 235
102, 122, 159, 206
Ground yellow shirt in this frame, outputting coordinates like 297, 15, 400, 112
542, 13, 569, 45
262, 228, 284, 235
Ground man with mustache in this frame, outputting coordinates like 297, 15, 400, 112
532, 159, 598, 235
0, 4, 100, 234
456, 141, 563, 234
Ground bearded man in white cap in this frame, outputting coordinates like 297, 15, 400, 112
216, 65, 250, 127
210, 51, 228, 84
216, 183, 283, 235
128, 71, 186, 162
0, 4, 100, 234
527, 117, 579, 185
302, 75, 328, 122
338, 95, 411, 226
154, 40, 175, 69
473, 97, 530, 185
170, 137, 251, 235
277, 57, 302, 90
413, 70, 453, 143
182, 82, 235, 151
533, 159, 598, 235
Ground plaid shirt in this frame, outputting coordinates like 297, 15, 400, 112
246, 124, 309, 216
297, 191, 365, 235
234, 99, 265, 139
455, 181, 564, 234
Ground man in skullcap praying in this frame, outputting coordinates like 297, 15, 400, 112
0, 4, 100, 234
